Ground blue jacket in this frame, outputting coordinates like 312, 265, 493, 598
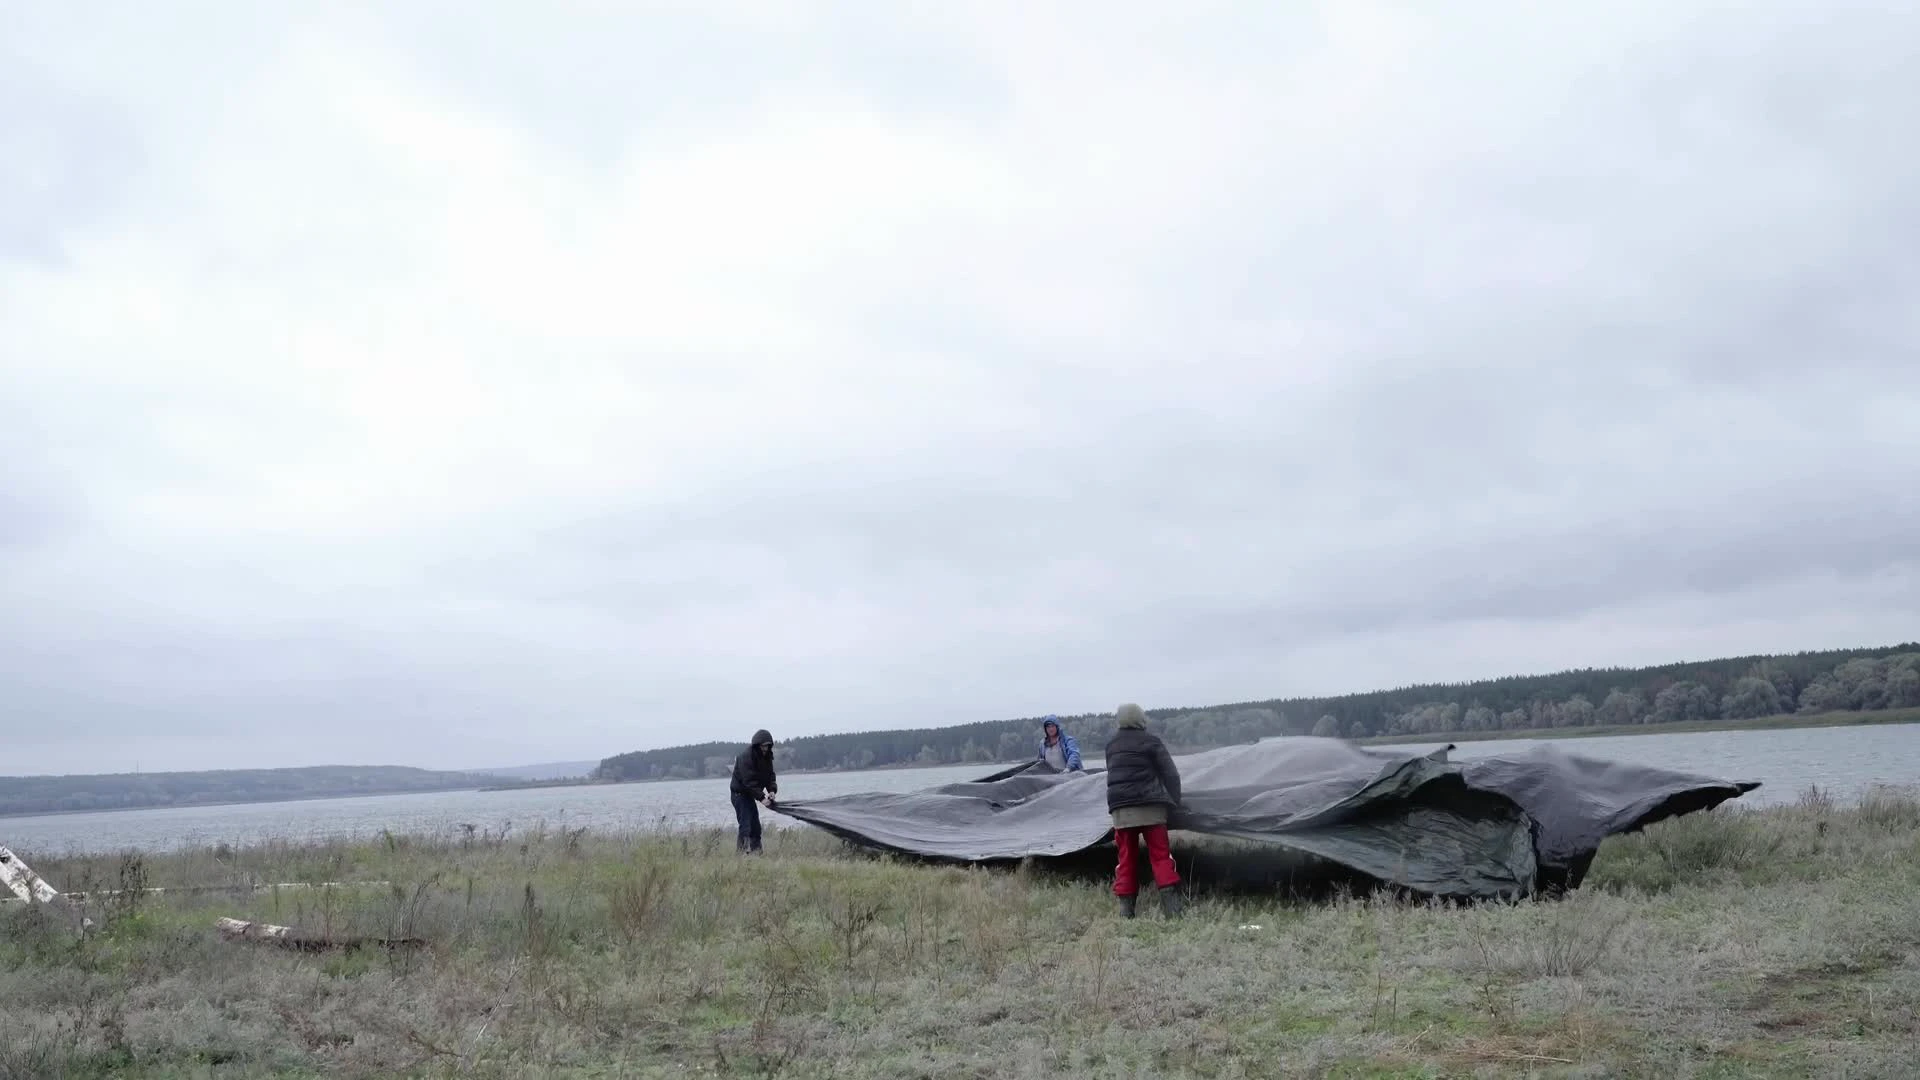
1037, 718, 1084, 771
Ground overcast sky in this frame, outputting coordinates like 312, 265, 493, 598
4, 3, 1917, 776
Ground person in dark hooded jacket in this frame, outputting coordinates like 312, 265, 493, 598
729, 729, 778, 854
1104, 703, 1183, 917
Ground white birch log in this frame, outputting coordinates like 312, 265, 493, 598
216, 915, 297, 941
0, 852, 31, 902
3, 880, 395, 905
0, 846, 63, 903
215, 914, 426, 951
0, 847, 94, 929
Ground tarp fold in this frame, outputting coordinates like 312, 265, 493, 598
774, 737, 1757, 899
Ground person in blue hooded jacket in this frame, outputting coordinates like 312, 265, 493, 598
1036, 715, 1084, 772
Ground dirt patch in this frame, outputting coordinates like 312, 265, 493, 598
1742, 954, 1920, 1039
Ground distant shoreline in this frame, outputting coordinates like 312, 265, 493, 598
1363, 706, 1920, 747
478, 757, 1000, 793
0, 783, 484, 822
444, 709, 1920, 793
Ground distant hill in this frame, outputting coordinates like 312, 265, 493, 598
595, 642, 1920, 781
469, 761, 600, 782
0, 765, 487, 818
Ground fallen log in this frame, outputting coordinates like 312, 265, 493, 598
0, 846, 94, 930
1, 880, 394, 903
0, 846, 62, 903
215, 915, 426, 951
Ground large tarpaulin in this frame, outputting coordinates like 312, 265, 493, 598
773, 737, 1758, 899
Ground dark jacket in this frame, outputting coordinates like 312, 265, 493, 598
730, 729, 778, 800
1104, 727, 1181, 813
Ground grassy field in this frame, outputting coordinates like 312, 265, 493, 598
1366, 706, 1920, 747
5, 787, 1919, 1079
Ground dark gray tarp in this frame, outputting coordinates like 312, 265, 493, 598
773, 737, 1758, 899
1457, 744, 1761, 890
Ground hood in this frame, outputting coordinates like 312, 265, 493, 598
1115, 703, 1147, 730
1040, 716, 1060, 737
751, 729, 774, 749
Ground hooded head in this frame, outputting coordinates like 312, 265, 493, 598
1115, 703, 1147, 730
750, 729, 774, 753
1041, 715, 1061, 742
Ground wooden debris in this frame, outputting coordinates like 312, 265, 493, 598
35, 880, 392, 902
4, 880, 398, 908
215, 915, 426, 951
0, 846, 61, 903
0, 846, 94, 930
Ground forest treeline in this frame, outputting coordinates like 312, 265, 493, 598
0, 765, 487, 818
595, 643, 1920, 781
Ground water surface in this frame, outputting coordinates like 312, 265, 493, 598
6, 723, 1915, 856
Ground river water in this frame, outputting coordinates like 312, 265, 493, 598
5, 723, 1916, 856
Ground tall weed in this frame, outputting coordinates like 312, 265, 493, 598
1856, 786, 1920, 831
1585, 809, 1787, 892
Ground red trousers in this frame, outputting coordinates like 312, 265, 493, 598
1113, 824, 1180, 897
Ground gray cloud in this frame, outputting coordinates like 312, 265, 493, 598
0, 491, 68, 553
2, 3, 1918, 775
0, 61, 142, 266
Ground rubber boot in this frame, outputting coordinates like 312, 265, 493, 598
1117, 894, 1137, 919
1160, 889, 1183, 918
